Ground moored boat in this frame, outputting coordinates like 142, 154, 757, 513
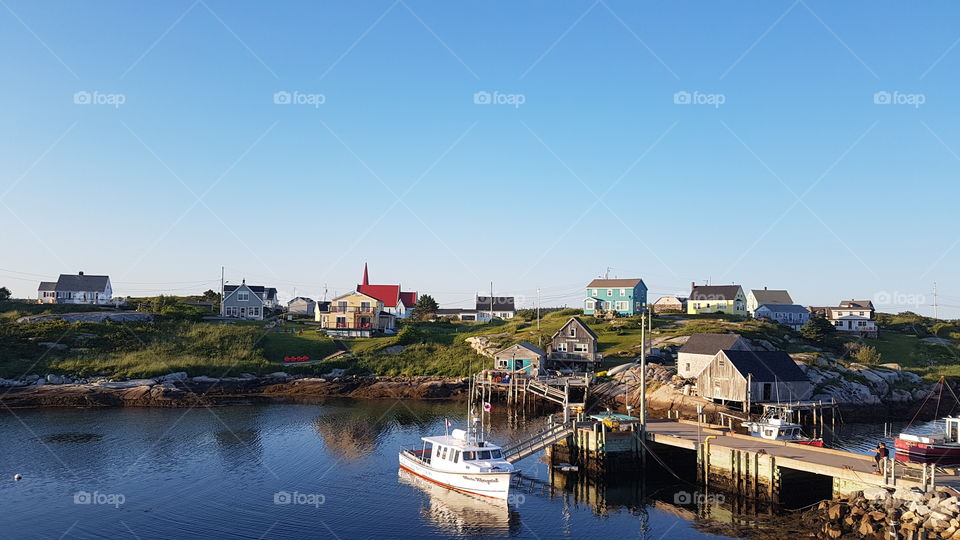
742, 406, 823, 446
399, 428, 515, 500
895, 417, 960, 463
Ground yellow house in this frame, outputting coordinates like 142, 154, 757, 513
316, 291, 395, 337
687, 284, 747, 316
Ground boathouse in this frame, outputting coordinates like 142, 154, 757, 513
493, 342, 545, 376
696, 350, 812, 407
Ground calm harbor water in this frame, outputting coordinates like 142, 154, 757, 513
0, 401, 933, 540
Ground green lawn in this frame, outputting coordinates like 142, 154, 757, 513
856, 332, 960, 380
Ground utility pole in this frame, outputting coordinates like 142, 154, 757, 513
220, 266, 224, 317
489, 282, 494, 320
934, 282, 939, 320
640, 312, 647, 424
537, 287, 541, 347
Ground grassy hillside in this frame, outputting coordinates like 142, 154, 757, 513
3, 298, 958, 381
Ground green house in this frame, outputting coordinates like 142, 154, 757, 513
493, 342, 546, 376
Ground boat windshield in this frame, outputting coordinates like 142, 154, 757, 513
463, 449, 503, 461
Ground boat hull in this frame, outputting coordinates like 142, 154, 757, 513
895, 438, 960, 462
794, 439, 824, 447
398, 451, 513, 500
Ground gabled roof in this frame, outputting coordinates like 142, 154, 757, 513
679, 333, 745, 355
399, 291, 417, 308
477, 296, 515, 312
330, 290, 380, 303
756, 304, 809, 314
839, 300, 874, 309
222, 282, 266, 305
750, 289, 793, 305
551, 317, 598, 341
587, 278, 646, 289
690, 285, 743, 301
38, 281, 57, 291
720, 350, 809, 382
55, 274, 110, 292
496, 342, 545, 357
287, 297, 315, 304
358, 284, 401, 307
435, 308, 476, 315
654, 295, 686, 304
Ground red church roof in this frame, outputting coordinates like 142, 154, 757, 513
356, 265, 417, 309
399, 291, 418, 308
358, 284, 401, 307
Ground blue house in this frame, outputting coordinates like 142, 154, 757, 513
583, 278, 648, 316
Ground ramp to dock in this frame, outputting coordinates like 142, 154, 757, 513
502, 422, 575, 464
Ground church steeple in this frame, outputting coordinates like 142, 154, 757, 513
362, 263, 369, 286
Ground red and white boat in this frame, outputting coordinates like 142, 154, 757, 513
742, 406, 823, 447
895, 417, 960, 462
399, 428, 516, 500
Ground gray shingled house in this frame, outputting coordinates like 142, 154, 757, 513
677, 333, 752, 378
696, 350, 813, 409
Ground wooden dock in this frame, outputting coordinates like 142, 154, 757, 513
644, 419, 960, 501
504, 415, 960, 503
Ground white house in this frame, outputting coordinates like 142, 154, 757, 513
476, 296, 515, 320
746, 288, 793, 316
222, 281, 268, 320
37, 272, 113, 305
287, 297, 316, 315
826, 300, 877, 337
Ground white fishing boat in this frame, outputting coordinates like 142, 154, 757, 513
741, 406, 823, 447
399, 428, 515, 500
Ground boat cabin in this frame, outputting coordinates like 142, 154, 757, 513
413, 430, 513, 473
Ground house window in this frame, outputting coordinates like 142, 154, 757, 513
252, 307, 259, 317
615, 301, 628, 311
592, 289, 598, 296
859, 311, 865, 316
238, 292, 249, 302
574, 343, 588, 353
585, 299, 595, 310
685, 363, 691, 372
568, 326, 576, 338
361, 301, 371, 312
606, 289, 613, 297
621, 288, 627, 296
497, 359, 508, 369
556, 343, 568, 352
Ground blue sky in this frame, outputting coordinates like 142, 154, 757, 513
1, 1, 958, 316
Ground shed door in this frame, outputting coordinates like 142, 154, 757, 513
762, 383, 772, 401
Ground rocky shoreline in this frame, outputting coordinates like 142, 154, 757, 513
801, 489, 960, 539
0, 372, 470, 409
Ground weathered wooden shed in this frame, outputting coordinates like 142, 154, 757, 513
696, 350, 812, 409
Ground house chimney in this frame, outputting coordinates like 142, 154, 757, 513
78, 271, 84, 276
764, 286, 767, 290
691, 281, 695, 290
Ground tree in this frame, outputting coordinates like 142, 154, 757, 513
853, 345, 882, 365
153, 295, 177, 312
0, 286, 10, 301
411, 294, 439, 321
202, 289, 221, 302
800, 315, 835, 344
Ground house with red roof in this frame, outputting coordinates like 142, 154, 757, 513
355, 264, 418, 319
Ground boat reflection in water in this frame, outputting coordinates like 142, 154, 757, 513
398, 468, 520, 536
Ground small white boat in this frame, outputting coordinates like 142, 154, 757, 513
399, 428, 515, 500
741, 407, 823, 447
